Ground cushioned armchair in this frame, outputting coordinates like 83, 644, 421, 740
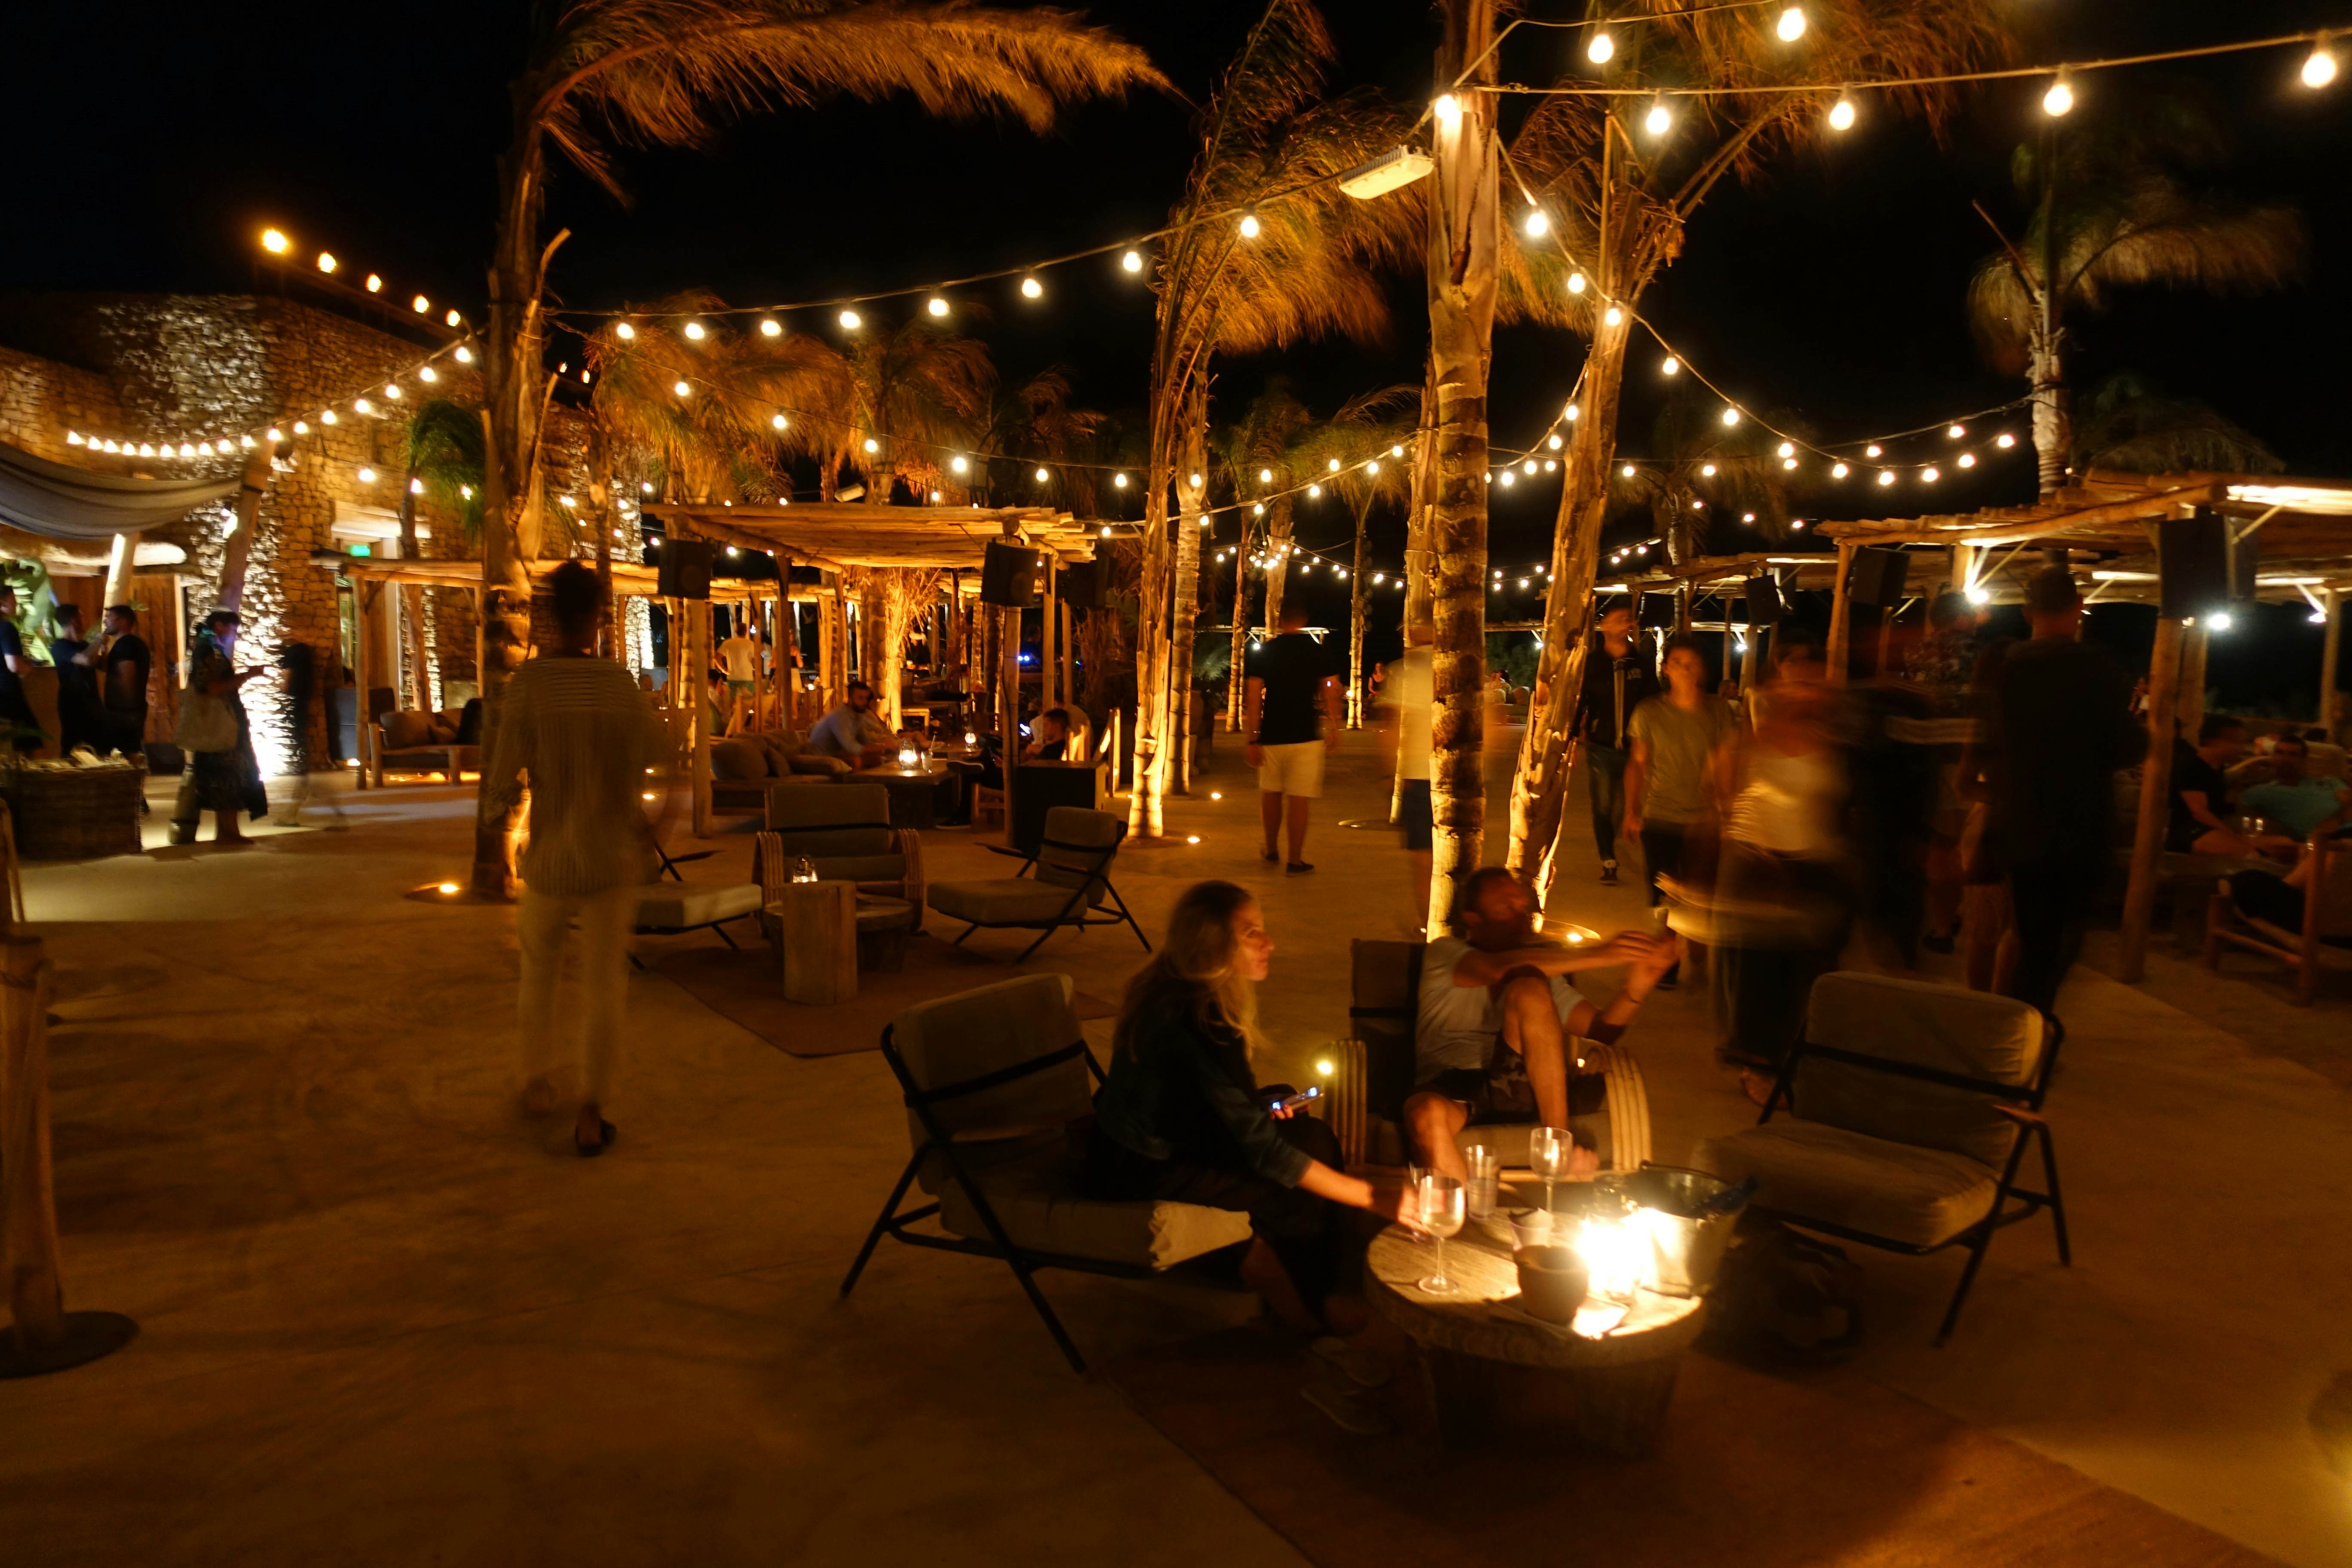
374, 708, 477, 781
754, 781, 923, 945
839, 973, 1253, 1372
1692, 972, 2066, 1346
925, 806, 1148, 963
710, 728, 852, 813
2204, 833, 2352, 1004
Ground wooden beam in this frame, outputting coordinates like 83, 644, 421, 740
1826, 544, 1855, 685
1816, 483, 2226, 549
2321, 588, 2343, 742
2118, 614, 2186, 982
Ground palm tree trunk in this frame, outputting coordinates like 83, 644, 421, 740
587, 420, 615, 658
1227, 542, 1250, 730
2029, 332, 2070, 499
1507, 310, 1633, 903
1424, 0, 1500, 937
1127, 472, 1170, 837
474, 113, 552, 897
1168, 390, 1209, 795
1396, 358, 1437, 820
397, 467, 432, 712
1261, 496, 1295, 632
1348, 499, 1369, 729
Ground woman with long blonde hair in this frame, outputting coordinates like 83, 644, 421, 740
1086, 881, 1412, 1349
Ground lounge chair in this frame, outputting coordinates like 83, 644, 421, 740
925, 806, 1147, 962
1692, 971, 2066, 1346
839, 973, 1253, 1372
2204, 832, 2352, 1004
754, 781, 924, 967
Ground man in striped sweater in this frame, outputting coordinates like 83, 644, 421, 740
483, 562, 668, 1157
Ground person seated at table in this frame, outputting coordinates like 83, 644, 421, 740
805, 679, 894, 767
1083, 880, 1415, 1351
2239, 733, 2350, 841
1402, 867, 1678, 1183
2169, 715, 2259, 857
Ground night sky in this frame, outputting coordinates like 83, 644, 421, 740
13, 0, 2349, 706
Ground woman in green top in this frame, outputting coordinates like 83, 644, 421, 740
1622, 635, 1737, 986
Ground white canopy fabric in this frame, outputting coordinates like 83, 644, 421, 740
0, 439, 240, 540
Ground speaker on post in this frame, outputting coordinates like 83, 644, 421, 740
1847, 547, 1908, 607
2159, 508, 2231, 619
1745, 574, 1785, 626
1636, 591, 1677, 629
1058, 558, 1103, 611
980, 540, 1044, 608
656, 537, 714, 600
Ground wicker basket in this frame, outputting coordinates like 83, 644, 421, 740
2, 761, 146, 861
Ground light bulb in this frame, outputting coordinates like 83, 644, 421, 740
1645, 99, 1673, 136
261, 228, 290, 254
560, 494, 577, 508
1661, 356, 1679, 376
1565, 404, 1580, 422
1239, 211, 1261, 239
1743, 511, 1757, 523
353, 398, 373, 416
1259, 468, 1273, 484
1035, 467, 1050, 482
292, 420, 309, 435
241, 434, 256, 448
384, 383, 402, 398
2208, 611, 2233, 632
453, 347, 472, 364
1620, 463, 1636, 478
1828, 95, 1857, 132
1831, 462, 1850, 478
756, 318, 781, 337
1776, 6, 1806, 43
1604, 305, 1623, 327
413, 294, 430, 314
673, 380, 691, 397
316, 252, 337, 274
1121, 249, 1143, 273
1877, 469, 1896, 486
1966, 585, 1991, 607
1948, 424, 1966, 439
357, 466, 376, 483
2303, 44, 2338, 89
1524, 208, 1549, 237
641, 481, 654, 493
1958, 452, 1977, 469
1997, 432, 2016, 448
839, 309, 861, 330
1433, 93, 1461, 127
2043, 76, 2073, 117
1783, 457, 1799, 470
1722, 408, 1741, 426
772, 414, 787, 431
1548, 434, 1563, 450
1366, 461, 1379, 475
1588, 31, 1614, 64
321, 409, 337, 425
364, 273, 382, 293
1701, 462, 1717, 477
1923, 466, 1940, 482
267, 427, 284, 441
683, 321, 706, 340
1776, 441, 1795, 458
1114, 472, 1129, 488
1308, 483, 1322, 497
951, 455, 968, 473
863, 438, 879, 453
1865, 443, 1882, 457
1391, 444, 1405, 457
1328, 458, 1342, 472
1523, 459, 1538, 476
1500, 470, 1515, 486
1020, 276, 1043, 300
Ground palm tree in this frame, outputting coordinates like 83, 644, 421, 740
1209, 385, 1314, 730
1614, 387, 1788, 565
969, 368, 1108, 509
843, 315, 995, 505
472, 0, 1163, 892
398, 398, 488, 709
2069, 370, 2281, 477
1966, 89, 2303, 496
1503, 0, 2018, 903
1288, 389, 1413, 726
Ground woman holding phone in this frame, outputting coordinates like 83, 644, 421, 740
1084, 881, 1412, 1416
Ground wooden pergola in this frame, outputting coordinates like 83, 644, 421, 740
1814, 470, 2352, 983
642, 502, 1103, 835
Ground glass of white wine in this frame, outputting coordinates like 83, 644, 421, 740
1417, 1175, 1467, 1295
1528, 1125, 1571, 1216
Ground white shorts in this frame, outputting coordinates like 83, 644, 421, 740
1257, 740, 1326, 799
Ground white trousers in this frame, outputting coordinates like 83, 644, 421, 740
517, 884, 637, 1107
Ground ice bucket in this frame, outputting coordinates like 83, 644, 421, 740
1629, 1164, 1746, 1298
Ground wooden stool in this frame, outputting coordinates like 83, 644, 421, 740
970, 784, 1006, 832
770, 880, 857, 1005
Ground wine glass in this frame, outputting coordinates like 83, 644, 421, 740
1417, 1175, 1466, 1295
1528, 1125, 1571, 1217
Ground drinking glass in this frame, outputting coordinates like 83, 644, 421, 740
1528, 1125, 1571, 1216
1417, 1175, 1467, 1295
1464, 1145, 1501, 1220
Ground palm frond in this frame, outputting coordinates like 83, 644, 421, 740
2071, 371, 2282, 475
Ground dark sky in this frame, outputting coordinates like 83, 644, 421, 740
12, 0, 2349, 695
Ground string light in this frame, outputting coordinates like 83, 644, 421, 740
453, 347, 472, 363
1238, 211, 1261, 239
1831, 462, 1850, 478
673, 380, 692, 397
1020, 276, 1044, 300
261, 229, 290, 254
1997, 432, 2016, 448
772, 414, 788, 430
1877, 469, 1896, 486
356, 466, 376, 483
364, 274, 382, 294
1865, 444, 1882, 457
615, 322, 636, 340
1661, 356, 1679, 376
1604, 306, 1623, 326
1567, 272, 1586, 294
1644, 98, 1673, 136
413, 294, 431, 314
316, 253, 338, 274
2304, 40, 2338, 87
1776, 6, 1807, 43
926, 297, 949, 317
1947, 424, 1966, 438
1121, 249, 1144, 273
1587, 31, 1614, 64
1958, 452, 1976, 468
1113, 472, 1129, 488
1721, 408, 1740, 426
1524, 206, 1550, 237
839, 309, 862, 330
1035, 467, 1050, 482
1922, 466, 1940, 482
1701, 462, 1717, 477
1776, 441, 1795, 458
1828, 94, 1857, 131
2043, 74, 2074, 116
684, 321, 707, 340
1548, 434, 1563, 450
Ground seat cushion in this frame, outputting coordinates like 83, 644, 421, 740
928, 879, 1092, 927
1693, 1120, 1999, 1250
381, 710, 435, 750
787, 754, 851, 777
937, 1148, 1253, 1269
711, 738, 769, 781
634, 882, 765, 929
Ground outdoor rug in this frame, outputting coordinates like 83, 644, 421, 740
1108, 1326, 2280, 1568
649, 932, 1116, 1057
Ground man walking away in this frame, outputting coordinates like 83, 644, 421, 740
1985, 566, 2146, 1023
1622, 634, 1734, 987
483, 562, 668, 1158
1246, 601, 1341, 874
716, 616, 762, 733
1389, 623, 1435, 930
99, 604, 152, 762
1573, 603, 1659, 886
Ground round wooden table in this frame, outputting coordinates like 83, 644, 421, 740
1365, 1222, 1704, 1454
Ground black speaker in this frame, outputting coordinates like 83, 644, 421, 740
1848, 547, 1908, 607
2159, 508, 2232, 619
1636, 591, 1677, 628
980, 540, 1044, 608
1745, 575, 1784, 626
656, 537, 714, 600
1058, 559, 1103, 611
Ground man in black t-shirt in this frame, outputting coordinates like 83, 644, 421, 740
1244, 601, 1342, 873
2168, 714, 2251, 856
100, 604, 153, 759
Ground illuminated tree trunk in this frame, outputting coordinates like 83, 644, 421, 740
1261, 495, 1295, 633
2028, 334, 2070, 499
1347, 499, 1369, 729
1127, 468, 1170, 838
1168, 387, 1209, 796
1424, 0, 1500, 938
1227, 541, 1250, 730
397, 462, 432, 710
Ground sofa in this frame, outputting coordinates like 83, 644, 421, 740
710, 727, 852, 813
374, 708, 478, 781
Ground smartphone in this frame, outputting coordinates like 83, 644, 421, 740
1267, 1085, 1321, 1114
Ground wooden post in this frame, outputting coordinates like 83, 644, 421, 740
364, 583, 387, 788
1826, 543, 1856, 685
2119, 614, 2186, 981
1001, 604, 1020, 844
2, 934, 62, 1347
352, 582, 373, 791
2177, 623, 2210, 744
1040, 561, 1059, 711
1875, 602, 1898, 683
1950, 542, 1975, 595
1060, 600, 1075, 721
101, 532, 139, 618
689, 597, 713, 838
2322, 588, 2343, 743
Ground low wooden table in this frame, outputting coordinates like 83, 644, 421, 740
769, 879, 857, 1004
1365, 1219, 1704, 1455
852, 763, 958, 829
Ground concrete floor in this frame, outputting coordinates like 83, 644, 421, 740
2, 729, 2348, 1565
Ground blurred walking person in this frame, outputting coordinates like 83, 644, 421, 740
98, 604, 152, 761
1574, 602, 1658, 887
1246, 600, 1341, 874
170, 610, 272, 845
484, 562, 668, 1158
1622, 634, 1734, 988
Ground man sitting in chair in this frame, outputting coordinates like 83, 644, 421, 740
806, 680, 896, 768
1403, 867, 1678, 1182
